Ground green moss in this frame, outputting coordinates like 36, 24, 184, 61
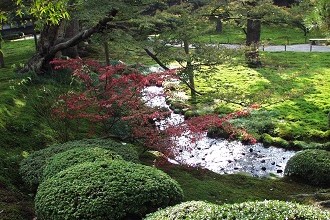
179, 53, 330, 146
145, 200, 330, 220
35, 160, 183, 220
0, 188, 34, 220
262, 134, 290, 148
284, 149, 330, 187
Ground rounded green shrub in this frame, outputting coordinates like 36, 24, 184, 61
35, 160, 183, 220
284, 149, 330, 186
20, 138, 139, 188
145, 200, 330, 220
42, 147, 122, 180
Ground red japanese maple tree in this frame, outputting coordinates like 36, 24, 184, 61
51, 58, 176, 151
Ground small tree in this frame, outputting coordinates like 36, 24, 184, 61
305, 0, 330, 35
145, 1, 238, 101
51, 58, 176, 150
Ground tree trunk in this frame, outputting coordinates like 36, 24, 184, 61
0, 41, 4, 68
215, 17, 223, 34
62, 19, 80, 58
21, 9, 118, 74
0, 50, 4, 68
183, 40, 196, 101
246, 18, 261, 46
22, 24, 62, 73
104, 41, 110, 65
245, 18, 261, 68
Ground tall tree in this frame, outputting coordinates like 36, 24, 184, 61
224, 0, 287, 67
285, 1, 314, 38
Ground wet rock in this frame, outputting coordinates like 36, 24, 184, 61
261, 167, 267, 171
242, 153, 246, 155
249, 148, 253, 152
190, 155, 194, 158
277, 170, 283, 173
271, 162, 276, 165
173, 108, 182, 114
234, 167, 239, 170
228, 160, 233, 163
261, 159, 266, 163
202, 158, 205, 160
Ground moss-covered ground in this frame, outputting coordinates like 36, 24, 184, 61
183, 52, 330, 148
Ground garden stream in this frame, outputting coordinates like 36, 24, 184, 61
143, 84, 297, 178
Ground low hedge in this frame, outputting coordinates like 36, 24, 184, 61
20, 138, 139, 189
42, 147, 122, 180
145, 200, 330, 220
35, 160, 183, 220
284, 149, 330, 187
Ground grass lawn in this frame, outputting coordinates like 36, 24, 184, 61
198, 23, 326, 45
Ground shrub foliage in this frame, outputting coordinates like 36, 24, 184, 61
145, 200, 330, 220
284, 149, 330, 186
42, 147, 122, 180
19, 138, 139, 188
35, 160, 184, 220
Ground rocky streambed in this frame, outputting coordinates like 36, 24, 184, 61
143, 85, 297, 177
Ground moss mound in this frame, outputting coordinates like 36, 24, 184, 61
145, 200, 330, 220
20, 138, 139, 188
284, 149, 330, 186
42, 147, 122, 180
35, 160, 183, 220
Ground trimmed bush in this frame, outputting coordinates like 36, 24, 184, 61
35, 160, 183, 220
145, 200, 330, 220
20, 138, 139, 188
284, 149, 330, 187
42, 147, 122, 180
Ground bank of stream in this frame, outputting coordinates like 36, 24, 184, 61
143, 85, 297, 177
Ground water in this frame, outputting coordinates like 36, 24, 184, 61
143, 85, 296, 177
